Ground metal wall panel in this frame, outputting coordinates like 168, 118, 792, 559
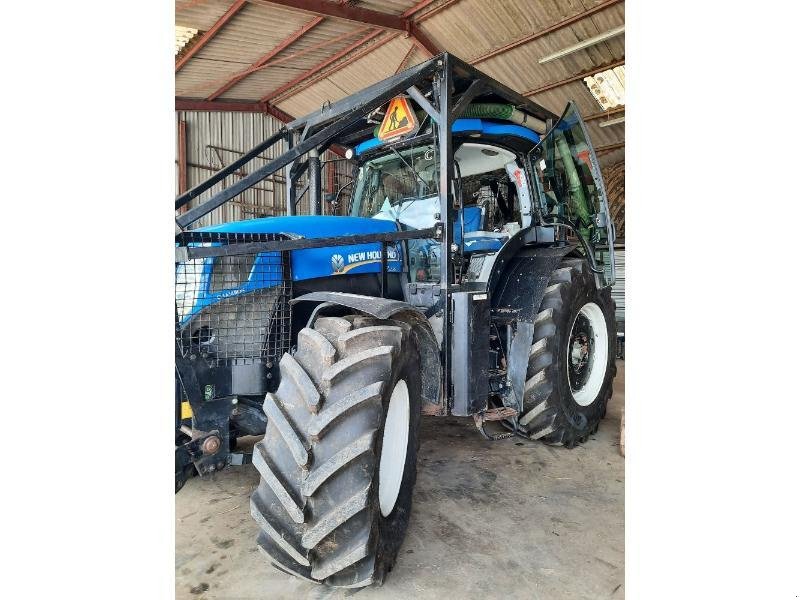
176, 110, 353, 227
611, 247, 625, 324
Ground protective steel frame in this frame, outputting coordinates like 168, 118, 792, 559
175, 52, 560, 419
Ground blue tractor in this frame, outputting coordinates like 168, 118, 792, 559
175, 53, 616, 588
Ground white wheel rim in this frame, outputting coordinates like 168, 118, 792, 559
379, 379, 410, 517
568, 302, 609, 407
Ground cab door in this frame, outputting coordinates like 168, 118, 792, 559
534, 102, 616, 287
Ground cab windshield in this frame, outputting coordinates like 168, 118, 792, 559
350, 144, 439, 222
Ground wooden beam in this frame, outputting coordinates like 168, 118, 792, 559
175, 0, 248, 73
207, 16, 325, 100
471, 0, 624, 65
262, 0, 404, 30
260, 29, 383, 102
523, 58, 625, 97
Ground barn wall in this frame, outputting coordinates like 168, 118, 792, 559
175, 111, 353, 227
602, 159, 625, 327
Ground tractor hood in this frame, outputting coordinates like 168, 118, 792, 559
200, 215, 403, 281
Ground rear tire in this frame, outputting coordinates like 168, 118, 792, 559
517, 258, 616, 447
250, 314, 421, 587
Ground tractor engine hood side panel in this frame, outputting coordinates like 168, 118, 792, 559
200, 216, 404, 281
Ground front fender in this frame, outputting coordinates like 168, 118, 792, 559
490, 244, 576, 414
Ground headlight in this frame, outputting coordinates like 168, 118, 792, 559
176, 258, 205, 321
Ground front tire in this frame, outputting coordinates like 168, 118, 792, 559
517, 257, 616, 447
250, 314, 421, 587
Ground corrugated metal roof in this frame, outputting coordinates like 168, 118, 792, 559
352, 0, 420, 14
176, 0, 235, 30
276, 33, 412, 115
219, 19, 367, 100
175, 0, 624, 166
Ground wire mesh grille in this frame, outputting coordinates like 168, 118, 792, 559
175, 232, 291, 367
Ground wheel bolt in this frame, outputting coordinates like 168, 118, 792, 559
202, 435, 221, 455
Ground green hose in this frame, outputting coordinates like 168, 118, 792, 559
462, 103, 515, 120
555, 134, 592, 239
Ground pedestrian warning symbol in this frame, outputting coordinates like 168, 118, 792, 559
377, 96, 419, 141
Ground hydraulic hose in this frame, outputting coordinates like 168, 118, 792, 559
540, 216, 605, 275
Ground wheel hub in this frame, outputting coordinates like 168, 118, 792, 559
567, 302, 609, 407
568, 314, 594, 390
379, 379, 409, 517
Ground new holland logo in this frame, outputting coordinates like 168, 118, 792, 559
330, 247, 399, 275
331, 254, 345, 273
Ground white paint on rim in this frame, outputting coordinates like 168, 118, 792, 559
378, 379, 410, 517
570, 302, 609, 407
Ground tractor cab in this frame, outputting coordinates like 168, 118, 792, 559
347, 102, 614, 290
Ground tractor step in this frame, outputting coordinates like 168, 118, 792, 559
481, 406, 518, 421
472, 407, 519, 441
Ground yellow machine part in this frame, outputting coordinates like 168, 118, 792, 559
181, 401, 193, 420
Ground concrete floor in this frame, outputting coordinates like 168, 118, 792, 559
176, 362, 624, 600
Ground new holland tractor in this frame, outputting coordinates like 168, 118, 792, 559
175, 53, 616, 588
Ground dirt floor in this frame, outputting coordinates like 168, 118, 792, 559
176, 361, 624, 600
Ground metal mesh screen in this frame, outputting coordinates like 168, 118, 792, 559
175, 232, 291, 367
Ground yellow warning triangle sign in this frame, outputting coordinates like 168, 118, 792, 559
377, 96, 419, 141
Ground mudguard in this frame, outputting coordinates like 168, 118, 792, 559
292, 292, 443, 414
491, 245, 577, 413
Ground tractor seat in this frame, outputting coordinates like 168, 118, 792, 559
461, 231, 506, 253
453, 205, 508, 253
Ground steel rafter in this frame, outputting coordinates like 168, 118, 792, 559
274, 32, 402, 103
471, 0, 624, 65
175, 98, 296, 122
258, 0, 443, 101
175, 0, 248, 73
596, 142, 625, 154
407, 22, 438, 56
583, 106, 625, 122
207, 16, 325, 100
260, 29, 384, 102
262, 0, 404, 30
523, 58, 625, 97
